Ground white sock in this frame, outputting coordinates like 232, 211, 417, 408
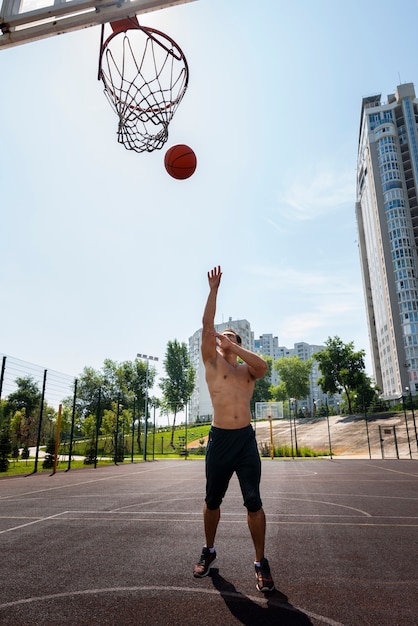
206, 546, 215, 553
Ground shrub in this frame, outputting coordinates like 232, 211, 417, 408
0, 428, 12, 472
42, 437, 55, 469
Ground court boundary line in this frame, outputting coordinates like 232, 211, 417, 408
0, 511, 66, 535
0, 584, 345, 626
2, 510, 417, 529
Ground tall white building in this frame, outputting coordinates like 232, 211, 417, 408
356, 83, 418, 399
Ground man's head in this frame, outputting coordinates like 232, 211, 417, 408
221, 329, 242, 345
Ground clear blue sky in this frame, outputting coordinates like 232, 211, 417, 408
2, 0, 418, 393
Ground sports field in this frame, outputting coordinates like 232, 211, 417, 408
0, 458, 417, 625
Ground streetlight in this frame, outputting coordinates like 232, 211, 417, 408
137, 353, 159, 462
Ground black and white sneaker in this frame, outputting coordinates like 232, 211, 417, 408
193, 547, 217, 578
255, 557, 275, 591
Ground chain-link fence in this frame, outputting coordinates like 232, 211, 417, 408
253, 411, 418, 460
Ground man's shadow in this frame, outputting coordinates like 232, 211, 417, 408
210, 568, 313, 626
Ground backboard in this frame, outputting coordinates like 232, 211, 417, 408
0, 0, 196, 49
255, 402, 284, 420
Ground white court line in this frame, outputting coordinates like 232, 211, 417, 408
5, 510, 413, 527
266, 491, 418, 501
364, 463, 418, 478
0, 511, 66, 535
275, 497, 372, 517
0, 462, 186, 501
0, 585, 345, 626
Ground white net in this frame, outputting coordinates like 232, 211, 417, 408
99, 23, 189, 153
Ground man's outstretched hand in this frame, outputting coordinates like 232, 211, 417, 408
208, 265, 222, 290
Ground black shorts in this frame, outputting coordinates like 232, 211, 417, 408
205, 424, 262, 513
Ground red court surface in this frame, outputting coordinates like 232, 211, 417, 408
0, 459, 417, 626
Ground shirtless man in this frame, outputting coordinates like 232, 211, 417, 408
193, 265, 275, 592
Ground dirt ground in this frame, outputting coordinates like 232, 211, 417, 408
190, 413, 418, 459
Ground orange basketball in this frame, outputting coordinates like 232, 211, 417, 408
164, 144, 197, 180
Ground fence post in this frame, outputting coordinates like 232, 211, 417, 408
33, 369, 47, 474
131, 396, 136, 463
0, 356, 6, 399
66, 378, 78, 471
94, 388, 101, 469
325, 398, 333, 459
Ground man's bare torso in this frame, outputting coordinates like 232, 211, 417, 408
205, 354, 255, 429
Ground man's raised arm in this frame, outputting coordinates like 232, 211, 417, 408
201, 266, 222, 364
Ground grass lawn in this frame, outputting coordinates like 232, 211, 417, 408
0, 424, 212, 477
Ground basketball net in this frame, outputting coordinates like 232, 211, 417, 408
98, 17, 189, 153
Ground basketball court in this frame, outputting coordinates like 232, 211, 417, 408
0, 458, 417, 625
1, 7, 417, 623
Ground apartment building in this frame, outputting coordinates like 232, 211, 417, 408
189, 323, 334, 422
356, 82, 418, 398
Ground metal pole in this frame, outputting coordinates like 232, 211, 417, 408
402, 396, 412, 459
325, 398, 333, 459
379, 425, 384, 459
289, 399, 294, 458
407, 388, 418, 451
144, 360, 149, 461
152, 404, 156, 460
131, 396, 136, 463
363, 396, 371, 459
0, 355, 6, 399
185, 402, 188, 460
33, 369, 47, 474
114, 392, 120, 464
269, 415, 274, 459
137, 354, 158, 462
293, 400, 299, 456
393, 426, 400, 459
67, 378, 77, 472
52, 404, 62, 475
94, 388, 101, 469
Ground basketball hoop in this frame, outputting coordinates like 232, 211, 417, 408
98, 17, 189, 153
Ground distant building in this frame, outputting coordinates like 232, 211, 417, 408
253, 337, 335, 412
189, 318, 252, 423
189, 323, 339, 423
356, 82, 418, 399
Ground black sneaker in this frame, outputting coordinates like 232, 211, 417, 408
193, 547, 217, 578
255, 557, 275, 592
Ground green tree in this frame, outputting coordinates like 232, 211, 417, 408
271, 356, 313, 410
0, 399, 7, 429
6, 377, 42, 445
251, 356, 273, 415
74, 366, 109, 422
123, 358, 157, 451
353, 372, 379, 413
314, 336, 366, 415
160, 340, 195, 447
72, 358, 156, 452
81, 414, 96, 438
10, 409, 26, 447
